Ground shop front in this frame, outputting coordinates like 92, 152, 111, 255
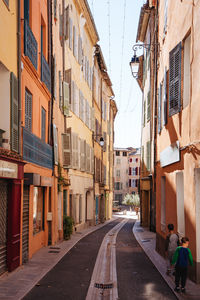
0, 155, 24, 275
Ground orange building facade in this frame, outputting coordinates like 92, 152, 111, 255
20, 0, 55, 262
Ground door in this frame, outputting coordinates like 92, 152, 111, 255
22, 186, 29, 263
0, 180, 8, 275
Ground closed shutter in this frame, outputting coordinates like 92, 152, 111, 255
71, 133, 78, 169
73, 26, 76, 58
78, 36, 82, 65
129, 167, 131, 175
169, 42, 182, 116
64, 6, 69, 40
158, 84, 162, 133
80, 139, 85, 171
146, 141, 151, 171
22, 186, 29, 264
54, 0, 57, 21
103, 132, 106, 152
53, 124, 58, 165
0, 180, 8, 275
143, 98, 146, 127
25, 88, 32, 132
92, 108, 95, 131
65, 69, 71, 104
90, 147, 94, 174
86, 143, 90, 173
71, 81, 74, 112
41, 107, 46, 142
71, 133, 75, 168
163, 69, 168, 126
62, 129, 71, 168
69, 18, 73, 50
53, 56, 56, 100
147, 91, 150, 121
10, 73, 19, 152
59, 13, 63, 45
63, 81, 70, 116
79, 90, 83, 120
59, 71, 62, 109
163, 0, 168, 37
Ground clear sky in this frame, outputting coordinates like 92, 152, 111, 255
87, 0, 144, 148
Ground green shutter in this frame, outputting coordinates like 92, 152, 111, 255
169, 42, 182, 116
147, 91, 150, 121
10, 72, 19, 152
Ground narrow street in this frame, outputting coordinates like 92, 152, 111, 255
23, 217, 176, 300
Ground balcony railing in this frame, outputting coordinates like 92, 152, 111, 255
24, 20, 38, 70
23, 127, 53, 169
41, 53, 51, 91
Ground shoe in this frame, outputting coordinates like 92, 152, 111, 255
181, 288, 186, 293
174, 287, 180, 292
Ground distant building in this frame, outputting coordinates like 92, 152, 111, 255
114, 147, 140, 205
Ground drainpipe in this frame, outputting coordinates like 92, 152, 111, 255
17, 0, 21, 154
153, 0, 159, 232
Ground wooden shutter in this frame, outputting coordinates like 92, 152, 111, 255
103, 132, 106, 152
59, 70, 62, 109
146, 141, 151, 171
25, 88, 32, 131
41, 107, 46, 142
53, 56, 57, 100
158, 84, 162, 133
10, 73, 19, 152
143, 98, 146, 127
169, 42, 182, 116
65, 69, 71, 104
74, 133, 79, 169
73, 26, 76, 57
59, 13, 63, 45
90, 147, 94, 174
62, 129, 71, 168
163, 0, 168, 36
147, 91, 150, 121
71, 81, 74, 112
64, 6, 69, 40
53, 124, 58, 165
63, 81, 70, 116
80, 139, 85, 171
163, 69, 168, 126
71, 133, 75, 168
54, 0, 57, 21
91, 108, 95, 131
69, 18, 73, 50
78, 36, 82, 64
86, 144, 90, 173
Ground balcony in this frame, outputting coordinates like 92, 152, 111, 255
24, 20, 38, 70
23, 127, 53, 169
41, 53, 51, 92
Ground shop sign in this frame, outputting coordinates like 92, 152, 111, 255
41, 176, 53, 186
160, 141, 180, 167
0, 160, 18, 178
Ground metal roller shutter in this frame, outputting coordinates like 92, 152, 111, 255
0, 180, 8, 275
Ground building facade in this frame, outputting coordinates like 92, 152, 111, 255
0, 0, 24, 275
135, 0, 200, 282
114, 147, 140, 205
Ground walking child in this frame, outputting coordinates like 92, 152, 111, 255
172, 237, 193, 293
165, 224, 179, 275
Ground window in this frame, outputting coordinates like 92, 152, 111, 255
123, 152, 127, 156
136, 158, 138, 163
132, 168, 136, 176
162, 69, 168, 126
163, 0, 168, 38
129, 158, 132, 163
143, 98, 146, 127
158, 83, 162, 133
25, 89, 32, 131
183, 34, 191, 108
147, 91, 150, 121
169, 42, 182, 116
116, 151, 120, 156
129, 167, 131, 175
33, 187, 44, 235
116, 170, 120, 177
116, 158, 121, 165
129, 179, 131, 187
146, 141, 151, 172
115, 182, 120, 190
41, 107, 46, 142
24, 0, 29, 23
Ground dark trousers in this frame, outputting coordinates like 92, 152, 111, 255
175, 265, 187, 288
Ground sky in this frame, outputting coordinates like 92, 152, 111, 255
87, 0, 144, 148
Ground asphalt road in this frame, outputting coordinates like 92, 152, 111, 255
23, 219, 120, 300
116, 219, 177, 300
23, 218, 177, 300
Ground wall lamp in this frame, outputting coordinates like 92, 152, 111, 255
129, 43, 159, 78
92, 133, 104, 147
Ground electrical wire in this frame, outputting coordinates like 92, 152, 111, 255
107, 0, 111, 76
118, 0, 127, 111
